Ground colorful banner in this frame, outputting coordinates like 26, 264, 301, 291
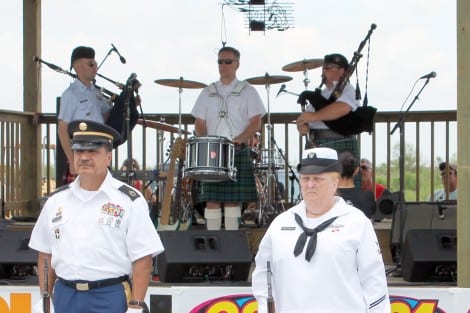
1, 285, 470, 312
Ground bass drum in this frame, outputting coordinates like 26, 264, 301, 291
185, 136, 236, 182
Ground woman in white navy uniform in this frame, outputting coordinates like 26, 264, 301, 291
252, 147, 390, 313
29, 120, 164, 313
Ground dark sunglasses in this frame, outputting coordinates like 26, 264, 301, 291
87, 61, 97, 67
217, 59, 235, 65
360, 165, 370, 170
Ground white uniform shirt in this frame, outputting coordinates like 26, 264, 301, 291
29, 172, 164, 281
59, 79, 111, 123
252, 197, 390, 313
306, 82, 360, 130
191, 79, 266, 139
428, 189, 457, 201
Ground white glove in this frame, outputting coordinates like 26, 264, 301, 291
33, 298, 55, 313
126, 308, 142, 313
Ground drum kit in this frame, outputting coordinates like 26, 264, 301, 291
243, 73, 292, 225
142, 58, 323, 227
282, 58, 323, 88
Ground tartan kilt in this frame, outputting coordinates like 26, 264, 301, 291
199, 146, 258, 202
308, 137, 360, 160
307, 136, 361, 188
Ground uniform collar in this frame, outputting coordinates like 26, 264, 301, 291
73, 78, 95, 91
70, 170, 114, 199
216, 77, 239, 88
292, 196, 351, 221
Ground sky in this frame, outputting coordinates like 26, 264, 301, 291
1, 0, 457, 167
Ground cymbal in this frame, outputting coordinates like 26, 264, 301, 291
137, 119, 190, 135
154, 78, 207, 89
245, 74, 293, 85
282, 58, 324, 72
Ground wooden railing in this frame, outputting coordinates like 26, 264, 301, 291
0, 109, 457, 218
0, 110, 39, 218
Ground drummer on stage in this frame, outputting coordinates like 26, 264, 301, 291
191, 46, 266, 230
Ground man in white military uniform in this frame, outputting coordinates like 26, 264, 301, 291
30, 120, 164, 313
252, 147, 390, 313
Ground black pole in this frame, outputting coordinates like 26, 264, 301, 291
97, 47, 113, 70
124, 75, 134, 186
390, 77, 433, 266
270, 134, 299, 206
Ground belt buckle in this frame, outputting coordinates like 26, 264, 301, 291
76, 282, 89, 291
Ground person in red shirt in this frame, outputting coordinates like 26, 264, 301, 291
360, 158, 388, 200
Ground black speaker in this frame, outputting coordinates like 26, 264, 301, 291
0, 222, 37, 264
0, 222, 37, 279
389, 201, 456, 264
401, 229, 457, 282
156, 230, 252, 283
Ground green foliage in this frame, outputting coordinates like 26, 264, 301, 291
373, 143, 456, 202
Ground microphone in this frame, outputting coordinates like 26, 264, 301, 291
111, 43, 127, 64
276, 84, 286, 97
419, 71, 436, 79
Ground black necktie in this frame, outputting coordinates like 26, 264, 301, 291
293, 213, 338, 261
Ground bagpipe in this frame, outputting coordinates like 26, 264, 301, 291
297, 24, 378, 136
33, 56, 140, 145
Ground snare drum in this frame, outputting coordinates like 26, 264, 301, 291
185, 136, 236, 182
255, 148, 285, 169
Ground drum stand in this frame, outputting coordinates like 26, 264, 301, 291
155, 125, 166, 208
271, 135, 299, 207
153, 77, 206, 227
256, 76, 285, 226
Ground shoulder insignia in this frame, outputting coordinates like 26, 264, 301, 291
118, 184, 141, 201
49, 185, 70, 197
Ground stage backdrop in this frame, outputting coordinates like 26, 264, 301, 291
1, 285, 470, 313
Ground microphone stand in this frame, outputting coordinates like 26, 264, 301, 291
97, 47, 114, 70
390, 76, 433, 271
271, 135, 299, 207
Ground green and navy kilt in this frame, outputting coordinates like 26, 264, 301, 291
199, 146, 258, 203
308, 137, 359, 161
307, 136, 361, 188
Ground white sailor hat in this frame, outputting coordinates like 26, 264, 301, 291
297, 147, 342, 174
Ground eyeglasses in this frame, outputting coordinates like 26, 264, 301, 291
360, 165, 371, 170
217, 59, 236, 65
